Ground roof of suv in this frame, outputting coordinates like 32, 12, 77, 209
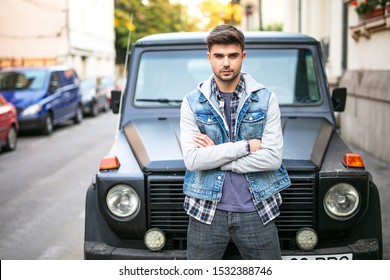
135, 31, 318, 47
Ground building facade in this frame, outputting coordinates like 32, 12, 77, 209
0, 0, 115, 79
339, 0, 390, 163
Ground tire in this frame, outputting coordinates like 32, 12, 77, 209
90, 100, 99, 117
73, 105, 83, 124
3, 125, 17, 151
42, 113, 53, 135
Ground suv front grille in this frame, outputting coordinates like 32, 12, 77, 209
147, 172, 316, 248
277, 173, 315, 236
148, 175, 188, 234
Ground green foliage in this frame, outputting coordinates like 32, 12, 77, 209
262, 23, 283, 32
114, 0, 197, 64
198, 0, 242, 30
354, 0, 390, 14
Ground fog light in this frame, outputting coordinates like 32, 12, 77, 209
296, 228, 318, 251
144, 228, 165, 251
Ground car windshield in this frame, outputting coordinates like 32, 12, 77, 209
134, 48, 321, 107
0, 69, 47, 91
80, 79, 95, 90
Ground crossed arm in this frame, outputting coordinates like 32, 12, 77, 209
193, 133, 261, 153
180, 92, 283, 173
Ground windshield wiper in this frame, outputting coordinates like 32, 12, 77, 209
136, 98, 182, 104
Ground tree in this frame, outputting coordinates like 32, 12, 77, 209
198, 0, 242, 31
114, 0, 197, 64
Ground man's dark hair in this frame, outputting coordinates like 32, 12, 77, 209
205, 24, 245, 51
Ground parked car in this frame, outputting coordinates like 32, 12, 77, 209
84, 32, 382, 260
97, 76, 116, 104
0, 66, 83, 135
0, 94, 18, 152
80, 78, 110, 117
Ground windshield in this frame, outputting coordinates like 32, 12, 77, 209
0, 69, 47, 91
134, 48, 321, 107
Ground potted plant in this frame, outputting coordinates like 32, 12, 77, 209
352, 0, 390, 19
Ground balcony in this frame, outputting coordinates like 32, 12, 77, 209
350, 5, 390, 40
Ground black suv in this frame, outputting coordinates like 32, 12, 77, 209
84, 32, 382, 260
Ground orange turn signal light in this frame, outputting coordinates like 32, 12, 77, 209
342, 153, 365, 168
100, 155, 120, 171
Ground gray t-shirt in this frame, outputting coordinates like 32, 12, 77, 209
216, 92, 256, 212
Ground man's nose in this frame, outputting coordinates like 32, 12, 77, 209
223, 56, 229, 66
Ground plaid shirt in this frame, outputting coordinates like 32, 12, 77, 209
184, 74, 282, 225
212, 74, 244, 141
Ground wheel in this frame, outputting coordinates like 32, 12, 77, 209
42, 113, 53, 135
73, 105, 83, 124
3, 125, 17, 151
90, 101, 99, 117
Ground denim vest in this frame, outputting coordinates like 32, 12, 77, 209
183, 87, 291, 203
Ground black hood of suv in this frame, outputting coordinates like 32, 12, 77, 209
123, 117, 333, 173
124, 117, 185, 172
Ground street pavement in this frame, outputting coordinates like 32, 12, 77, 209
348, 143, 390, 260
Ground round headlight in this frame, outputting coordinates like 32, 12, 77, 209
144, 228, 165, 251
324, 183, 359, 220
296, 228, 318, 251
106, 185, 140, 217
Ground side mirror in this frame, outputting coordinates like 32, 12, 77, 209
332, 87, 347, 112
110, 90, 122, 114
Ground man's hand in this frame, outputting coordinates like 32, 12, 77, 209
248, 139, 262, 153
193, 133, 215, 148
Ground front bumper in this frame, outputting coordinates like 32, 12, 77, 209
84, 241, 187, 260
282, 238, 380, 260
81, 100, 93, 114
84, 238, 381, 260
18, 114, 46, 131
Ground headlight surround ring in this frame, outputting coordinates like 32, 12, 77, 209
324, 183, 360, 220
106, 184, 140, 218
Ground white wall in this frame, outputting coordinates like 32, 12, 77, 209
347, 5, 390, 70
66, 0, 116, 78
0, 0, 68, 58
340, 2, 390, 162
0, 0, 116, 79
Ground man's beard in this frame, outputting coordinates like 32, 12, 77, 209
214, 68, 240, 83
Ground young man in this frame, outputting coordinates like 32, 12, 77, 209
180, 24, 291, 260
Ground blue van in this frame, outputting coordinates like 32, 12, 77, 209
0, 66, 83, 134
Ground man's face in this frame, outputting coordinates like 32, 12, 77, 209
207, 43, 246, 85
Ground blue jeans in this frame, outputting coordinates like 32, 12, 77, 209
187, 210, 281, 260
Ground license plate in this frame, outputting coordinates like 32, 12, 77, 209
282, 253, 352, 260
